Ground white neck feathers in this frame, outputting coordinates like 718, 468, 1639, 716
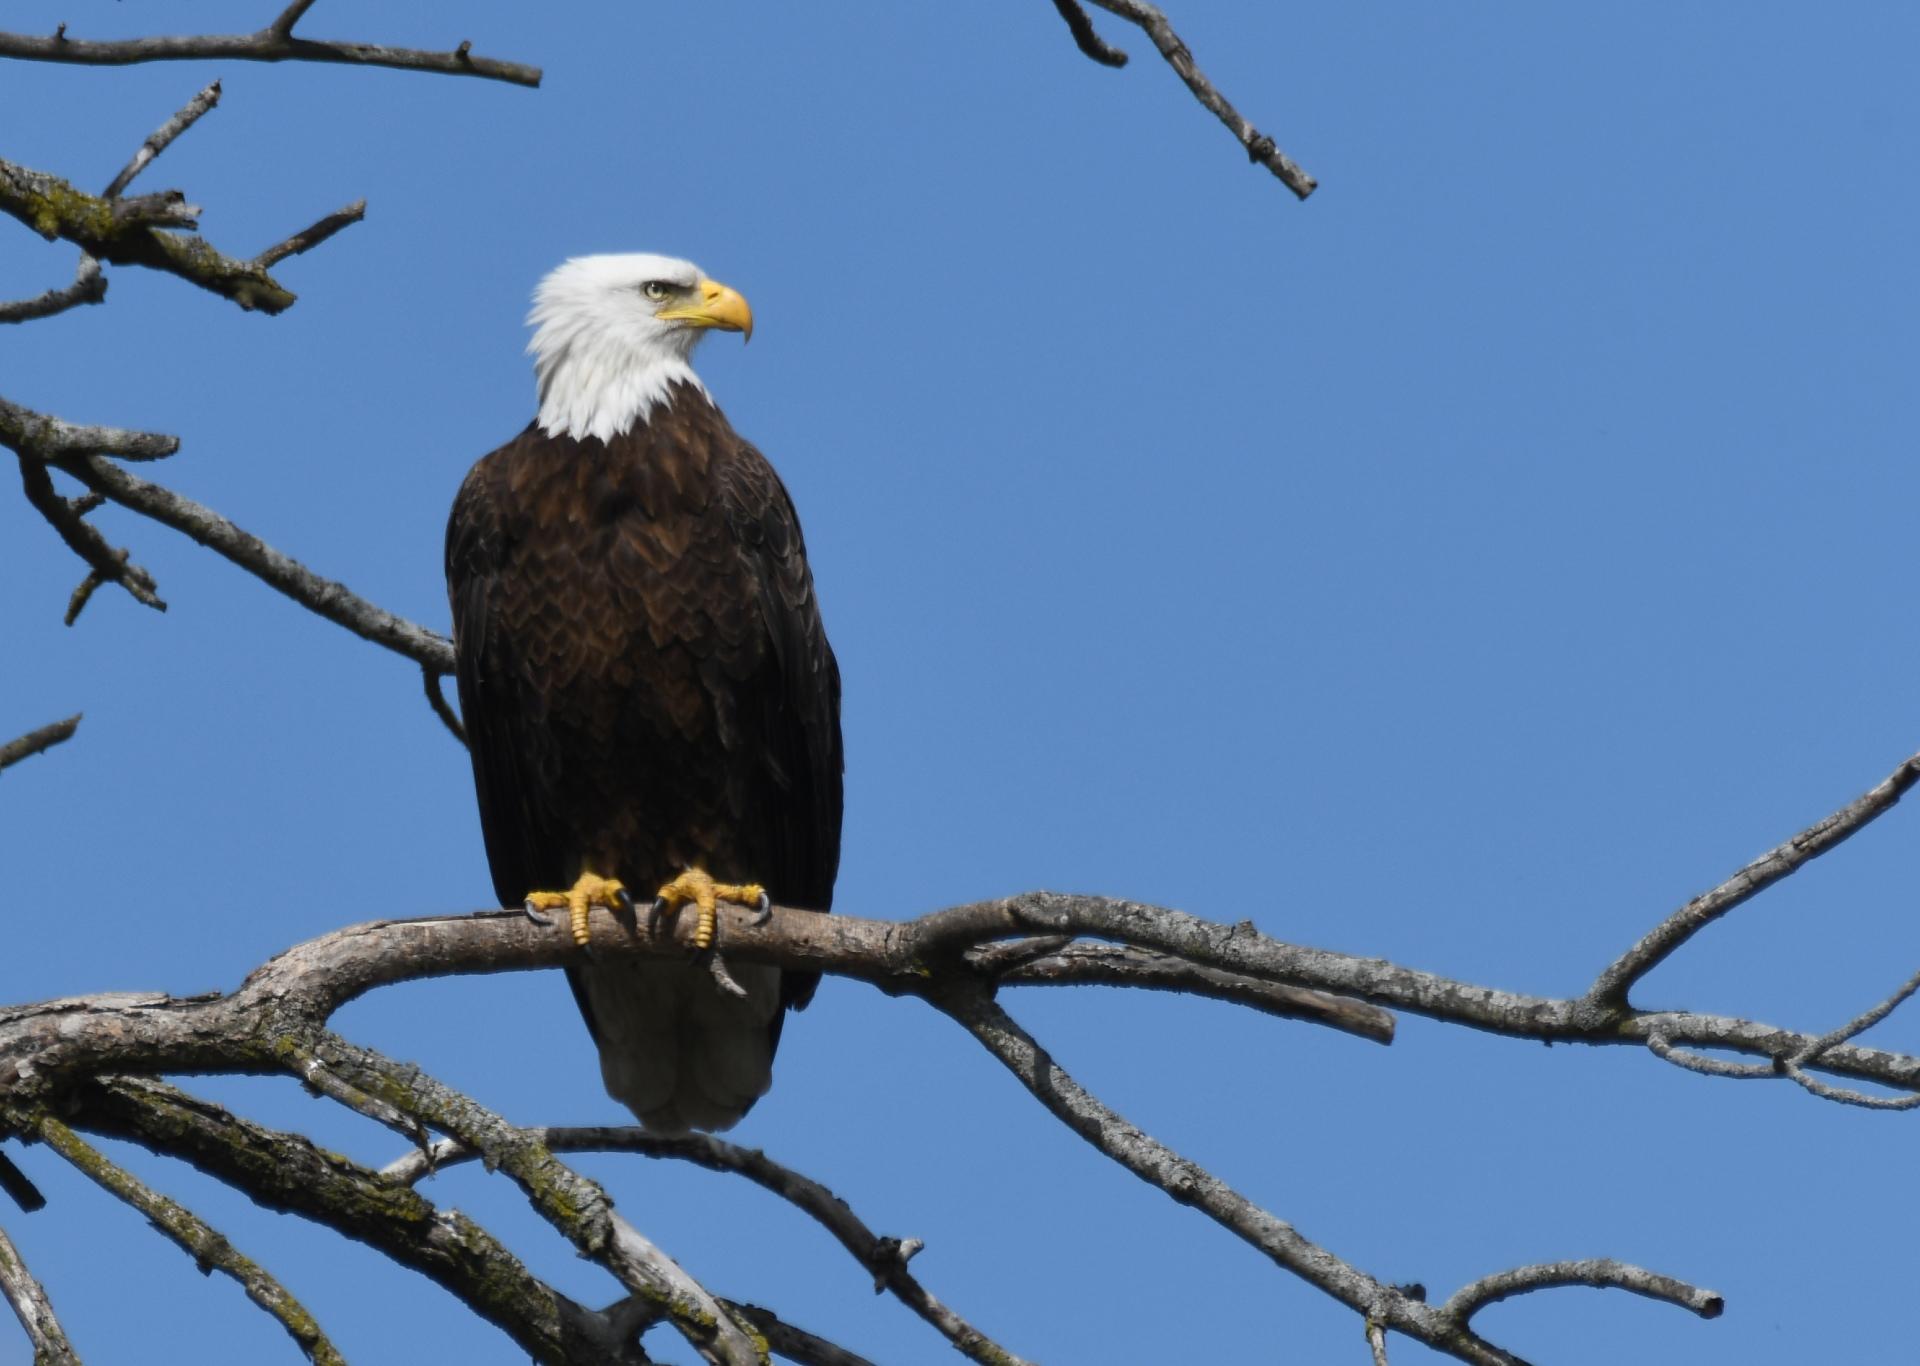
534, 344, 707, 443
526, 255, 714, 443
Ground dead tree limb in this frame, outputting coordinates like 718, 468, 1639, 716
0, 5, 540, 88
1058, 0, 1317, 198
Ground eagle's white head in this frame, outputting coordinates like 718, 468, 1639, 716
528, 253, 754, 443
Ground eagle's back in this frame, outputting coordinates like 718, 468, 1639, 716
446, 382, 842, 1130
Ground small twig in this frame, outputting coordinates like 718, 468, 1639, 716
1079, 0, 1315, 198
1782, 965, 1920, 1110
1440, 1259, 1723, 1326
102, 81, 222, 199
16, 456, 166, 617
34, 1113, 345, 1364
1049, 0, 1128, 66
255, 199, 366, 268
270, 0, 321, 38
0, 254, 105, 324
384, 1127, 1029, 1366
1588, 750, 1920, 1013
723, 1302, 878, 1366
0, 1218, 79, 1365
1644, 1029, 1779, 1081
0, 1153, 44, 1214
930, 983, 1445, 1351
0, 715, 80, 775
0, 13, 541, 87
987, 941, 1395, 1044
423, 667, 468, 746
1367, 1318, 1390, 1366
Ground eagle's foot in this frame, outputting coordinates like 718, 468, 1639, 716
524, 872, 631, 947
651, 868, 765, 951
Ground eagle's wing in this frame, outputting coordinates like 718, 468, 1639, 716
715, 436, 844, 1015
445, 427, 564, 910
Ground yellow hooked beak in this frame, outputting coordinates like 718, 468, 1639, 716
658, 278, 753, 341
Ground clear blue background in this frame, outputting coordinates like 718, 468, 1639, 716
5, 3, 1919, 1362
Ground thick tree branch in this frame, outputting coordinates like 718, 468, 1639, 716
1071, 0, 1315, 198
0, 255, 104, 325
294, 1032, 764, 1366
4, 735, 1917, 1360
0, 715, 80, 775
0, 11, 541, 88
0, 1219, 77, 1366
64, 1077, 643, 1365
32, 1114, 344, 1364
0, 397, 179, 462
0, 158, 299, 314
386, 1127, 1030, 1366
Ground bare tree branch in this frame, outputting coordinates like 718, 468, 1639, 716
102, 82, 222, 200
1782, 965, 1920, 1110
724, 1303, 877, 1366
0, 715, 80, 775
1367, 1318, 1390, 1366
32, 1114, 344, 1364
1073, 0, 1316, 198
4, 740, 1918, 1360
295, 1031, 765, 1366
0, 1219, 78, 1366
0, 11, 541, 88
0, 255, 104, 325
0, 157, 300, 314
44, 449, 452, 670
424, 666, 468, 745
1049, 0, 1128, 67
1586, 750, 1920, 1013
0, 396, 179, 462
386, 1127, 1031, 1366
65, 1077, 644, 1365
15, 456, 166, 619
1439, 1259, 1724, 1326
980, 939, 1394, 1043
270, 1, 322, 39
255, 199, 367, 268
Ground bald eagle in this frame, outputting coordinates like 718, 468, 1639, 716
446, 254, 842, 1133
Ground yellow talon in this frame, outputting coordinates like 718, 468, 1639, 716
653, 868, 765, 951
524, 872, 628, 947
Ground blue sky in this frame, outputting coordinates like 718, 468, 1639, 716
5, 2, 1920, 1361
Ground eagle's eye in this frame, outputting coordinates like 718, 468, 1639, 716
640, 280, 674, 303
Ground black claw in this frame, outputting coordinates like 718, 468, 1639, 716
523, 898, 551, 926
612, 886, 635, 914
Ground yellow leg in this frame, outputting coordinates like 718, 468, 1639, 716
524, 871, 630, 947
652, 868, 767, 951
